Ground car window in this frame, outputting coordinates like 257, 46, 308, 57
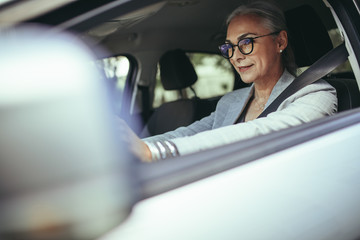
153, 53, 234, 108
328, 28, 353, 75
298, 28, 353, 75
97, 55, 131, 111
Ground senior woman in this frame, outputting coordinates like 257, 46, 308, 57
119, 0, 337, 162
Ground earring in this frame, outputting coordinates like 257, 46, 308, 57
280, 49, 283, 53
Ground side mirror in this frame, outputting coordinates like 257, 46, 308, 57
0, 25, 137, 239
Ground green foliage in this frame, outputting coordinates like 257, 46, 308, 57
187, 53, 233, 73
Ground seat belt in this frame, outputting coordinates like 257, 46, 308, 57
258, 43, 349, 118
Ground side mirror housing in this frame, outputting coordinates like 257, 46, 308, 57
0, 25, 137, 240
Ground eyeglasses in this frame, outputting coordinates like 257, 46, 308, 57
218, 31, 280, 59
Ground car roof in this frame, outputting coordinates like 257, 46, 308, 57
1, 0, 337, 57
89, 0, 335, 54
87, 0, 336, 56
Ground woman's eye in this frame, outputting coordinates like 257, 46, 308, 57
240, 38, 252, 45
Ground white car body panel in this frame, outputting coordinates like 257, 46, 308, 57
102, 123, 360, 240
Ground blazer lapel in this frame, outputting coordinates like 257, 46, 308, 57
264, 70, 295, 109
222, 85, 254, 126
220, 70, 295, 127
223, 70, 295, 126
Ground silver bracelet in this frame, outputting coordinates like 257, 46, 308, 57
155, 141, 167, 159
146, 142, 160, 161
164, 140, 178, 157
145, 140, 179, 161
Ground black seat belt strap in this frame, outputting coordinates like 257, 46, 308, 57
259, 43, 349, 118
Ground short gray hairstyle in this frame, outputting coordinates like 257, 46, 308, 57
226, 0, 297, 76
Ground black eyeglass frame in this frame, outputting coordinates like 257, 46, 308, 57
219, 31, 281, 59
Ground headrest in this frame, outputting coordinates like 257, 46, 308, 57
159, 49, 198, 90
285, 5, 333, 67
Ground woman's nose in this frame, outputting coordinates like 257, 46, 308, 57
232, 46, 245, 62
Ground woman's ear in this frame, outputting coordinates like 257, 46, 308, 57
277, 30, 288, 52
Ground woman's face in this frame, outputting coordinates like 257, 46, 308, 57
226, 14, 286, 84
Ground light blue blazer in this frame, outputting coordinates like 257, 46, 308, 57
145, 70, 337, 155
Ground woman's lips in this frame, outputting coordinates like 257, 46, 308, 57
238, 64, 253, 73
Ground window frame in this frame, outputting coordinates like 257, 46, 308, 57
327, 0, 360, 82
137, 109, 360, 200
119, 54, 139, 117
97, 53, 139, 118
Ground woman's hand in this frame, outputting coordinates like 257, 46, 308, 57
115, 118, 152, 162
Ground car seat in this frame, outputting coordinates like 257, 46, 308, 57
140, 49, 216, 137
285, 4, 360, 112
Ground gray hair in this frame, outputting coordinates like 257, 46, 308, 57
226, 0, 297, 76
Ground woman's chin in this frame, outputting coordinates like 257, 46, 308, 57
239, 75, 255, 84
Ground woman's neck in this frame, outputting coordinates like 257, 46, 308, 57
253, 67, 284, 100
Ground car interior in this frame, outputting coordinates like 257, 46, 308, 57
140, 48, 220, 137
87, 0, 360, 135
18, 0, 360, 137
0, 0, 357, 134
141, 3, 360, 138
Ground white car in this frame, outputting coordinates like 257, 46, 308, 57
0, 0, 359, 239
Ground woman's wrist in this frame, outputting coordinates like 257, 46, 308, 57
140, 141, 153, 162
